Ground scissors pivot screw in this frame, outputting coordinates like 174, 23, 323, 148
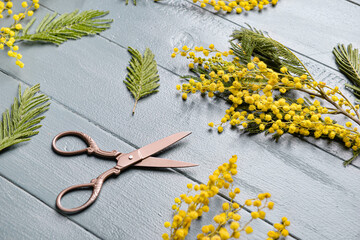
128, 155, 133, 160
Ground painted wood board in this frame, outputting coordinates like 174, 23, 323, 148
0, 176, 99, 240
0, 75, 285, 239
0, 0, 359, 239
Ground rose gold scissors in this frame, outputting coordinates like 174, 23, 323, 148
52, 131, 197, 214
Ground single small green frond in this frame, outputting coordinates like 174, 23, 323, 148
124, 47, 160, 115
15, 10, 113, 45
333, 44, 360, 98
0, 84, 50, 152
230, 27, 308, 77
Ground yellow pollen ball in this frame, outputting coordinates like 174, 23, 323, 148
245, 199, 252, 206
230, 222, 239, 230
245, 226, 253, 234
281, 229, 289, 237
15, 24, 22, 30
218, 126, 223, 133
182, 93, 187, 100
251, 211, 259, 219
162, 233, 169, 240
280, 66, 287, 73
247, 62, 255, 70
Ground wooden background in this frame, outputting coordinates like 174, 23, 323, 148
1, 0, 360, 239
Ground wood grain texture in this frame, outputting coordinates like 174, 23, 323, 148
0, 176, 99, 240
0, 76, 284, 239
0, 1, 359, 239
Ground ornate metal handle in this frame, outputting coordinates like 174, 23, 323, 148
56, 167, 121, 213
52, 131, 120, 158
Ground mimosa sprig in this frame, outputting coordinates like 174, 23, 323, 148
172, 27, 360, 166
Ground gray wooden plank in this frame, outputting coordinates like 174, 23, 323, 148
2, 33, 360, 239
0, 176, 98, 240
0, 76, 282, 239
40, 0, 360, 70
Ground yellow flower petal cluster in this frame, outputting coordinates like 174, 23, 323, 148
192, 0, 278, 14
0, 0, 40, 68
163, 155, 290, 240
173, 45, 360, 165
266, 217, 291, 240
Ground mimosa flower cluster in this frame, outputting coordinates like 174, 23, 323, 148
163, 155, 290, 240
193, 0, 278, 14
172, 44, 360, 165
0, 0, 39, 68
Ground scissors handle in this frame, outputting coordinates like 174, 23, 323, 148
52, 131, 120, 158
56, 166, 121, 213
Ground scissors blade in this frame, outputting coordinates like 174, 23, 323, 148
134, 157, 198, 168
137, 131, 191, 160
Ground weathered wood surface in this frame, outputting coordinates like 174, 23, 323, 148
1, 0, 360, 239
0, 176, 98, 240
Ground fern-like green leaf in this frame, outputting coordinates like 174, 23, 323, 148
0, 84, 50, 152
230, 27, 308, 77
15, 10, 113, 45
333, 44, 360, 100
124, 47, 160, 115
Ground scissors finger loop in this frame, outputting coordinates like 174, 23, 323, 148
52, 131, 121, 158
52, 131, 95, 155
56, 167, 121, 213
56, 182, 100, 214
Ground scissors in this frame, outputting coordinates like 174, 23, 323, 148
52, 131, 197, 214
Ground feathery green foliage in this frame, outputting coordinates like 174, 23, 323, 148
333, 44, 360, 100
0, 84, 50, 152
124, 47, 160, 115
230, 27, 308, 77
15, 10, 113, 45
